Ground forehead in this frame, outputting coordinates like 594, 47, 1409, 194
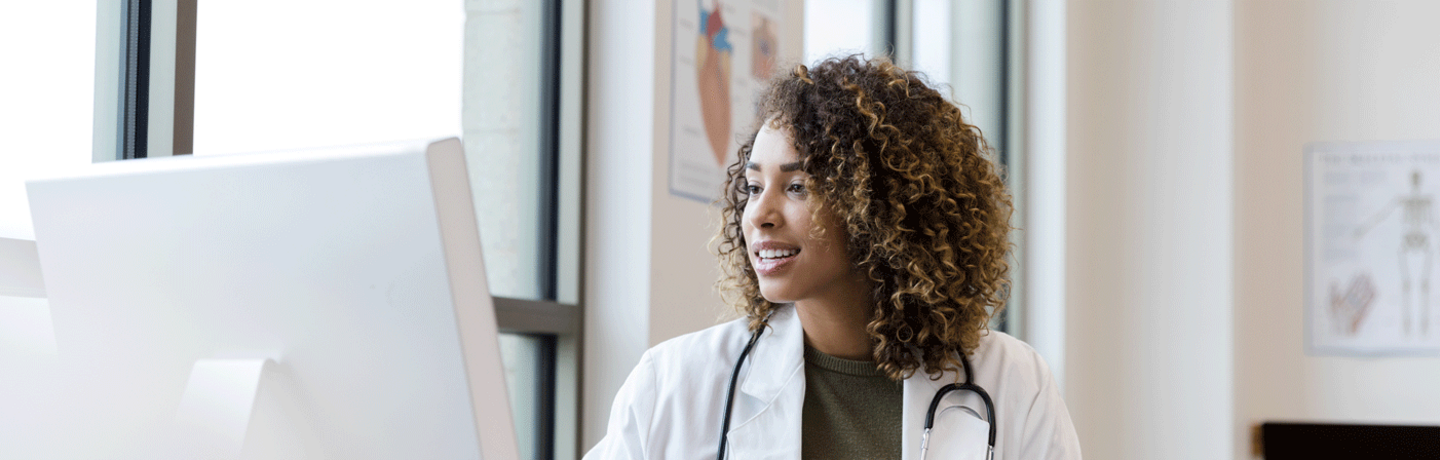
749, 124, 800, 167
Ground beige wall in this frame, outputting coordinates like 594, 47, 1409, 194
1065, 1, 1235, 458
1235, 1, 1440, 458
1065, 1, 1440, 458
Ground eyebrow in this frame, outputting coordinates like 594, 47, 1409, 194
746, 161, 803, 172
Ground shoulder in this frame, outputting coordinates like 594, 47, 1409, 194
588, 318, 756, 459
973, 333, 1083, 459
972, 329, 1046, 367
641, 315, 755, 380
968, 329, 1058, 400
601, 318, 755, 418
618, 317, 757, 439
970, 330, 1083, 459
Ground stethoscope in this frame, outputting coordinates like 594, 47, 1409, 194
717, 325, 997, 460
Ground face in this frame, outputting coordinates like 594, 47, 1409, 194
743, 124, 855, 304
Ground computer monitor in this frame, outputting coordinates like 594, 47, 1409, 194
19, 138, 518, 459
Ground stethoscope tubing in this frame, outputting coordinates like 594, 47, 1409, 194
920, 353, 997, 460
716, 324, 765, 460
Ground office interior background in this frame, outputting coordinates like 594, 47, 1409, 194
3, 0, 1440, 458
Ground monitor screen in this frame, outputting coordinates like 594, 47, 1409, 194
17, 138, 518, 459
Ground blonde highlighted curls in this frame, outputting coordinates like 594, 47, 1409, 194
715, 55, 1014, 381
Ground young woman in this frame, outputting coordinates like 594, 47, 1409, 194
586, 56, 1081, 460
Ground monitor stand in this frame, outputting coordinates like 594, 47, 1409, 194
172, 358, 321, 460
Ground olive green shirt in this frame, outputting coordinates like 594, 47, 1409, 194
801, 344, 903, 460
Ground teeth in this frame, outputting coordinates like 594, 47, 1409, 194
759, 248, 798, 259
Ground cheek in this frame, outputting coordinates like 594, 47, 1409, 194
810, 215, 852, 265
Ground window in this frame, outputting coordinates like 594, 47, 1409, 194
191, 1, 463, 156
803, 0, 892, 64
0, 2, 97, 240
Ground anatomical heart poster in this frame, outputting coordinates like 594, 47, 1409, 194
670, 0, 784, 203
1307, 141, 1440, 355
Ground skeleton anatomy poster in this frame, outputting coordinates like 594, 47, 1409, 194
1307, 141, 1440, 355
669, 0, 784, 202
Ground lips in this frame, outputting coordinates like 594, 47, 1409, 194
751, 241, 800, 276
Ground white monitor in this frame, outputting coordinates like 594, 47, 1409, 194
19, 138, 518, 460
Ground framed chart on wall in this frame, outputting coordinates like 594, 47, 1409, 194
1305, 140, 1440, 355
669, 0, 785, 203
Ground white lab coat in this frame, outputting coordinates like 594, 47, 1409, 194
584, 305, 1082, 460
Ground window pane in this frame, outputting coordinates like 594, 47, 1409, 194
462, 0, 549, 300
804, 0, 880, 64
0, 2, 97, 239
499, 332, 554, 460
910, 0, 951, 84
191, 0, 463, 156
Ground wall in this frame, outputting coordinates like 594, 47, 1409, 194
1234, 1, 1440, 457
582, 0, 806, 450
1065, 1, 1235, 459
582, 0, 657, 450
1062, 1, 1440, 458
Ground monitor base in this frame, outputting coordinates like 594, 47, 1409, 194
172, 358, 320, 460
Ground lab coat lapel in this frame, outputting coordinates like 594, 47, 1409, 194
901, 360, 991, 460
722, 307, 990, 460
725, 306, 805, 460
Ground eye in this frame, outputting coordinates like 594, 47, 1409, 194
786, 182, 806, 194
744, 183, 762, 195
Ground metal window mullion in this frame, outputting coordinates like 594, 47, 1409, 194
495, 297, 580, 335
1003, 0, 1028, 339
995, 0, 1015, 334
174, 0, 196, 155
877, 0, 900, 59
533, 2, 564, 455
119, 0, 151, 160
534, 333, 557, 460
537, 0, 564, 302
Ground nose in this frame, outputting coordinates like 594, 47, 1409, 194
744, 187, 782, 230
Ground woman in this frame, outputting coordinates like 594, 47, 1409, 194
586, 56, 1081, 460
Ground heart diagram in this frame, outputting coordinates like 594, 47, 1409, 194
696, 2, 733, 166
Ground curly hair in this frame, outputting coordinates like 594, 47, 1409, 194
715, 55, 1014, 381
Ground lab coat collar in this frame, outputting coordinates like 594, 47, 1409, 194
736, 304, 968, 403
727, 305, 805, 459
737, 304, 804, 402
730, 306, 986, 460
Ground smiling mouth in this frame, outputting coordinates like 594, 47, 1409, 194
757, 248, 800, 260
753, 247, 800, 276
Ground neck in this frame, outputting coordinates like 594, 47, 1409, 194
795, 272, 875, 361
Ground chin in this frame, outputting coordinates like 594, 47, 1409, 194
756, 281, 799, 304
